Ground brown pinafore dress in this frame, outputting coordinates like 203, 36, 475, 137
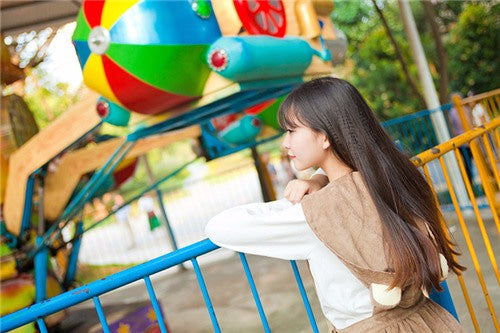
301, 172, 465, 332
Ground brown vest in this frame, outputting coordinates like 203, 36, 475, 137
301, 172, 464, 332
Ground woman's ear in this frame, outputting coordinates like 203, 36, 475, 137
321, 133, 330, 150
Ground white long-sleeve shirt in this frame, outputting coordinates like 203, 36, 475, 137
205, 198, 373, 329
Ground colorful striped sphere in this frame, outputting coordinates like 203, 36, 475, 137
72, 0, 222, 114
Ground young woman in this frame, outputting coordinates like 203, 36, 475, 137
205, 77, 465, 332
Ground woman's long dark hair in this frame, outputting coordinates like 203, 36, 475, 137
278, 77, 465, 291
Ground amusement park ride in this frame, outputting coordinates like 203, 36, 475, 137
1, 0, 347, 327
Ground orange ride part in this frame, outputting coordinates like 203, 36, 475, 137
233, 0, 287, 37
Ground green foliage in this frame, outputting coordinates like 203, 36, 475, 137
23, 66, 82, 129
332, 1, 425, 120
447, 2, 500, 95
330, 0, 496, 119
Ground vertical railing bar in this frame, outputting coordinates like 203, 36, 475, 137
487, 131, 499, 162
191, 258, 221, 332
290, 260, 319, 333
93, 296, 111, 333
481, 134, 500, 189
441, 154, 499, 329
494, 96, 500, 116
481, 99, 493, 119
461, 146, 475, 186
406, 121, 421, 154
59, 140, 131, 221
414, 117, 429, 150
487, 97, 497, 116
36, 318, 48, 333
144, 276, 168, 333
421, 165, 480, 331
399, 122, 413, 154
495, 129, 500, 159
449, 150, 500, 282
424, 115, 439, 146
238, 253, 271, 332
468, 135, 500, 235
414, 116, 428, 150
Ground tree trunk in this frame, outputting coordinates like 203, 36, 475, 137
421, 0, 449, 104
371, 0, 426, 107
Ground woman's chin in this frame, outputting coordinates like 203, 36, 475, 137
291, 160, 307, 172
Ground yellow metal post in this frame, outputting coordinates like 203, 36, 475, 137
422, 165, 480, 332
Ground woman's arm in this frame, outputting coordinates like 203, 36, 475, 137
205, 199, 318, 260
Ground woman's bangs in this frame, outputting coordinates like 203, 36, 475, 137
278, 100, 303, 131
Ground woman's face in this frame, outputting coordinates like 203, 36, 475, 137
281, 122, 328, 171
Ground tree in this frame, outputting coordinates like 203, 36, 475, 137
23, 66, 82, 129
421, 0, 449, 104
371, 0, 425, 106
329, 1, 495, 119
446, 2, 500, 95
331, 1, 427, 120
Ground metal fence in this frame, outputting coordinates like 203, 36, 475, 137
410, 118, 499, 332
2, 91, 499, 332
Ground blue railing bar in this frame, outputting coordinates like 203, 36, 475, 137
34, 236, 48, 303
213, 131, 286, 160
59, 139, 131, 221
381, 103, 452, 127
155, 188, 179, 251
239, 76, 303, 91
20, 175, 35, 236
28, 141, 136, 259
428, 116, 440, 145
290, 260, 319, 333
60, 140, 135, 223
64, 221, 83, 288
129, 85, 293, 141
191, 258, 221, 332
167, 86, 292, 134
144, 276, 169, 333
414, 116, 434, 148
399, 122, 413, 154
382, 110, 433, 127
406, 120, 421, 153
39, 86, 292, 252
239, 253, 271, 333
415, 117, 432, 149
39, 158, 199, 257
1, 239, 219, 331
129, 89, 264, 140
410, 119, 426, 153
37, 318, 48, 333
78, 159, 198, 241
136, 82, 293, 139
93, 296, 110, 333
58, 122, 103, 158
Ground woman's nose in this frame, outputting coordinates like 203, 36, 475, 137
281, 132, 290, 149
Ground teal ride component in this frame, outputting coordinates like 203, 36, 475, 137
218, 115, 262, 145
96, 97, 131, 127
207, 36, 325, 82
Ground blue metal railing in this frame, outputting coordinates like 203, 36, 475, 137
381, 104, 485, 210
1, 239, 319, 332
381, 104, 453, 156
6, 96, 479, 332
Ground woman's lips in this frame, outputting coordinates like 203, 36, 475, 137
289, 155, 295, 159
